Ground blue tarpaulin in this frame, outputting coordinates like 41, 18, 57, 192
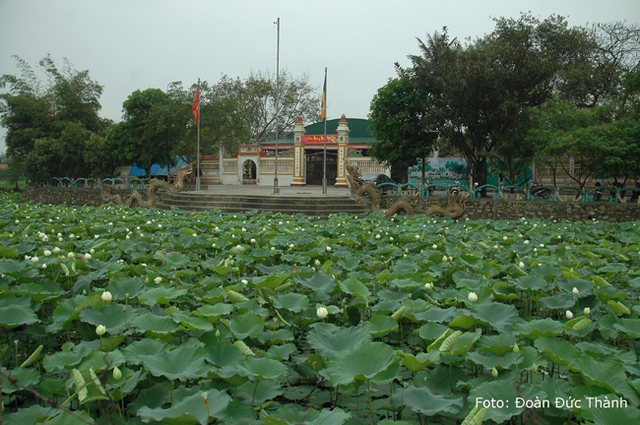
128, 159, 188, 177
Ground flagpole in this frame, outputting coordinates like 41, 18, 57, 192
196, 78, 201, 191
273, 17, 280, 194
322, 67, 327, 195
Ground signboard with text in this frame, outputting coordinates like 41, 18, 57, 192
301, 135, 338, 144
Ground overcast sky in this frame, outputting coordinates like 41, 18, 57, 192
1, 0, 639, 154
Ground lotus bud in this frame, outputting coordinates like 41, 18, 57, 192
316, 307, 328, 319
101, 291, 113, 302
566, 310, 573, 319
531, 363, 538, 373
467, 292, 478, 302
491, 367, 498, 378
96, 325, 106, 336
112, 366, 122, 380
583, 307, 591, 316
513, 343, 519, 353
572, 287, 579, 295
154, 277, 162, 284
519, 261, 525, 269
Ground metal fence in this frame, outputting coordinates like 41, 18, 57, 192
375, 182, 640, 203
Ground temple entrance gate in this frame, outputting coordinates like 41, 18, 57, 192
306, 151, 337, 186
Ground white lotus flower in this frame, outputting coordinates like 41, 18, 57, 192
43, 249, 52, 257
584, 307, 591, 316
572, 287, 579, 295
95, 325, 106, 336
566, 310, 573, 319
468, 292, 478, 302
101, 291, 113, 302
31, 256, 39, 263
316, 307, 328, 319
326, 246, 331, 252
53, 247, 61, 254
519, 261, 525, 269
154, 277, 162, 284
84, 253, 92, 260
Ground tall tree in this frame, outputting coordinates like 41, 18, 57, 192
368, 74, 438, 182
0, 55, 111, 183
404, 15, 597, 188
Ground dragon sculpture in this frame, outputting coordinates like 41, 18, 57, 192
101, 165, 191, 208
425, 191, 469, 219
346, 164, 468, 218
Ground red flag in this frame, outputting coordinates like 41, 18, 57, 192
192, 85, 199, 124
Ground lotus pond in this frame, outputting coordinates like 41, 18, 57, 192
1, 192, 640, 425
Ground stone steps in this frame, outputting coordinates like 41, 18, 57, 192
156, 192, 369, 217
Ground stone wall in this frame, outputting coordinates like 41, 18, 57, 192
21, 187, 640, 222
381, 196, 640, 222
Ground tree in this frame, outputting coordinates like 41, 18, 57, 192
368, 74, 438, 182
217, 70, 320, 143
0, 55, 112, 183
105, 88, 175, 177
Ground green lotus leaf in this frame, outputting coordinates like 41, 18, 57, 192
43, 342, 96, 373
471, 303, 519, 333
326, 340, 396, 386
476, 334, 518, 355
263, 405, 351, 425
198, 336, 245, 368
307, 323, 371, 357
418, 322, 449, 341
450, 329, 482, 356
254, 272, 291, 290
158, 252, 191, 269
466, 351, 518, 370
137, 388, 231, 425
258, 328, 294, 344
513, 275, 550, 291
0, 304, 39, 329
140, 339, 209, 382
76, 350, 125, 373
339, 277, 371, 301
400, 351, 440, 373
295, 272, 337, 296
236, 380, 283, 405
0, 259, 27, 277
48, 296, 84, 332
575, 341, 637, 364
567, 355, 640, 405
491, 281, 520, 300
193, 303, 234, 322
538, 293, 576, 309
362, 314, 398, 337
13, 282, 62, 303
613, 318, 640, 338
1, 367, 41, 394
0, 246, 19, 258
582, 404, 640, 425
269, 292, 309, 313
513, 318, 564, 340
390, 276, 422, 290
78, 302, 128, 334
137, 286, 188, 307
172, 313, 214, 332
228, 311, 264, 339
106, 277, 145, 300
121, 339, 169, 365
267, 343, 297, 360
534, 336, 581, 366
237, 356, 288, 381
337, 255, 360, 271
131, 312, 179, 335
2, 404, 55, 425
449, 314, 477, 329
414, 306, 458, 323
396, 384, 464, 416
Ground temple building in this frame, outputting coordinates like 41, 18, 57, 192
210, 115, 389, 187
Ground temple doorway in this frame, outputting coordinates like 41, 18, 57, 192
306, 151, 337, 186
242, 159, 257, 184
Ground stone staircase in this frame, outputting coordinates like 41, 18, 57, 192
156, 191, 369, 217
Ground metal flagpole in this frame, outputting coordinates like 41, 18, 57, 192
273, 17, 280, 194
322, 67, 327, 195
196, 78, 201, 191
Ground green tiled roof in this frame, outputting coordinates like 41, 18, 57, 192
262, 118, 377, 145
